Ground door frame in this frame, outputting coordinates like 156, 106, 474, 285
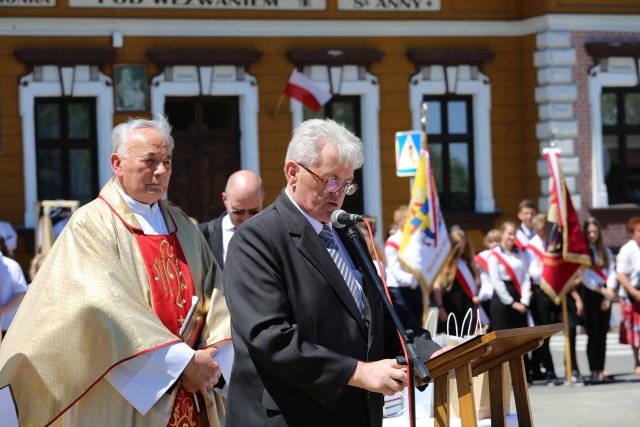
150, 65, 260, 174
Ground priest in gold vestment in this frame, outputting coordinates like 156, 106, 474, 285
0, 116, 230, 426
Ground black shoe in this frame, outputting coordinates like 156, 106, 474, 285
571, 370, 584, 387
531, 370, 546, 382
546, 372, 562, 386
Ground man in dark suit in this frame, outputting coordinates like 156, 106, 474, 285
198, 170, 264, 270
224, 118, 444, 427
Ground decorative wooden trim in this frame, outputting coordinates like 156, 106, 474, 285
146, 49, 262, 72
585, 43, 640, 59
15, 48, 115, 71
406, 49, 495, 69
287, 49, 383, 70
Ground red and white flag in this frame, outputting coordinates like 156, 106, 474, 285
283, 69, 332, 112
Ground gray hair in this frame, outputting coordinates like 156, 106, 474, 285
285, 119, 364, 170
111, 114, 174, 157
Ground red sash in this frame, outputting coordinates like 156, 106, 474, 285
385, 240, 400, 251
475, 253, 488, 272
525, 242, 544, 260
514, 238, 525, 251
592, 266, 608, 283
454, 260, 477, 300
514, 228, 529, 251
491, 250, 523, 296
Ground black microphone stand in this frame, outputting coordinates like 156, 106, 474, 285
343, 224, 430, 427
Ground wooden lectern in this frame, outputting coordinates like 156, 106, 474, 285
424, 324, 564, 427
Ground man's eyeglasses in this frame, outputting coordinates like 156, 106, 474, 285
298, 164, 359, 196
231, 209, 260, 216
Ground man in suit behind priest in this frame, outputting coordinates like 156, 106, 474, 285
198, 170, 264, 270
224, 118, 445, 427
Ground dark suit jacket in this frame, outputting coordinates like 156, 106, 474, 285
198, 212, 226, 271
224, 190, 440, 427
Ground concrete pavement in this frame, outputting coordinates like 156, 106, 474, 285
528, 372, 640, 426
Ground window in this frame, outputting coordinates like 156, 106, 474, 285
303, 95, 364, 214
423, 95, 474, 211
601, 87, 640, 204
35, 98, 98, 205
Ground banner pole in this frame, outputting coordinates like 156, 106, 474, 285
562, 294, 573, 385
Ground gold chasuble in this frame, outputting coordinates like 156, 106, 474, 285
0, 180, 230, 427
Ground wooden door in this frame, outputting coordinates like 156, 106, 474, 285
166, 96, 240, 222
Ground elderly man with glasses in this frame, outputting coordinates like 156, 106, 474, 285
224, 118, 443, 427
199, 170, 265, 271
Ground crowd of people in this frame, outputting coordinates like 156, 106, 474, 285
378, 199, 638, 387
0, 115, 639, 426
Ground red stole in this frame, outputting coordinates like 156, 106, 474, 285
454, 260, 477, 301
107, 206, 201, 427
491, 249, 523, 296
133, 229, 201, 427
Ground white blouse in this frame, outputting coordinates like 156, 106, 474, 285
488, 246, 531, 306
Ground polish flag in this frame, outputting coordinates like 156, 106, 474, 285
284, 69, 332, 112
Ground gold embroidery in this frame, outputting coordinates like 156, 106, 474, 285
168, 392, 197, 427
152, 239, 189, 309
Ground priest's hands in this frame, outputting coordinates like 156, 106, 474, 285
181, 347, 222, 394
347, 359, 407, 396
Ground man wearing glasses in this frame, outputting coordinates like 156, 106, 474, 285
224, 118, 443, 426
199, 170, 264, 271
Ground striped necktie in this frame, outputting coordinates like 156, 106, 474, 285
319, 224, 365, 318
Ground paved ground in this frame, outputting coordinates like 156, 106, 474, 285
528, 373, 640, 426
385, 304, 640, 426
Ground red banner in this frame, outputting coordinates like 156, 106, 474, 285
540, 150, 591, 304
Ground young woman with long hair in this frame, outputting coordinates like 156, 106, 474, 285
433, 226, 480, 332
579, 217, 617, 384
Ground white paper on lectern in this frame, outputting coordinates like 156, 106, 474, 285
0, 384, 19, 427
212, 339, 233, 398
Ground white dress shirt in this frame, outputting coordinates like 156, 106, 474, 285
222, 214, 236, 263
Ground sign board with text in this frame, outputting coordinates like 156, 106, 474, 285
338, 0, 439, 11
69, 0, 325, 9
0, 0, 55, 7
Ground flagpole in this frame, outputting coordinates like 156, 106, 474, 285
418, 101, 433, 322
272, 94, 285, 120
561, 294, 573, 385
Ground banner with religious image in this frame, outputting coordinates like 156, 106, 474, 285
398, 149, 451, 292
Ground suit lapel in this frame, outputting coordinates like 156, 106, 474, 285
275, 191, 367, 335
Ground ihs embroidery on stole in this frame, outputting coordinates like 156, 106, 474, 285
152, 239, 190, 333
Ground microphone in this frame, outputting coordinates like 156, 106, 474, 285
331, 210, 364, 229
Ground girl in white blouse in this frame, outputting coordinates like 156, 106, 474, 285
489, 221, 531, 331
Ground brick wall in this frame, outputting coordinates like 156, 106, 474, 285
572, 31, 640, 247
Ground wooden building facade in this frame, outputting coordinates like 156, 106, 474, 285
1, 0, 640, 268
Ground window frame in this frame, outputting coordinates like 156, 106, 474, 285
409, 65, 495, 214
34, 97, 99, 204
601, 87, 640, 205
423, 94, 475, 212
